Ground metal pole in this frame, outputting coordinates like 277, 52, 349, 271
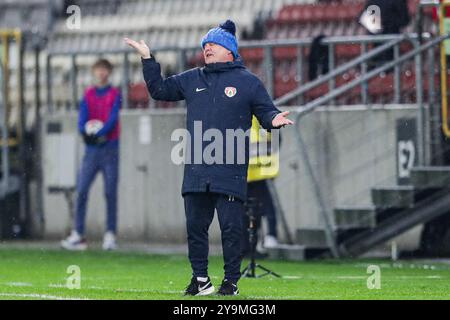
17, 31, 30, 235
46, 54, 53, 113
70, 54, 78, 110
264, 46, 274, 98
34, 45, 45, 236
428, 45, 441, 165
394, 43, 401, 104
414, 39, 425, 165
361, 42, 368, 104
328, 43, 335, 105
177, 48, 187, 73
296, 44, 303, 105
122, 52, 130, 109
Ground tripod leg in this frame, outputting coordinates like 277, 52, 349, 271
241, 265, 250, 277
255, 264, 281, 278
241, 261, 257, 278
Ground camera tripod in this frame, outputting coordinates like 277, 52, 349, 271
241, 197, 281, 278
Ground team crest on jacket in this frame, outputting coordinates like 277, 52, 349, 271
224, 86, 237, 98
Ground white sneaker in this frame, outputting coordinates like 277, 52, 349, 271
256, 239, 266, 253
61, 231, 87, 251
102, 232, 117, 251
263, 235, 279, 248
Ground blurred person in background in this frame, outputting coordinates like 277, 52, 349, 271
125, 19, 293, 296
241, 116, 281, 259
360, 0, 411, 68
61, 58, 122, 251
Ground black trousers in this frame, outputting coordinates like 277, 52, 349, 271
241, 180, 278, 255
183, 192, 244, 282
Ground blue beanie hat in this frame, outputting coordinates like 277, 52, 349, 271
201, 20, 239, 58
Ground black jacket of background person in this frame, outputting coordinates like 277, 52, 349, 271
363, 0, 411, 34
142, 56, 282, 201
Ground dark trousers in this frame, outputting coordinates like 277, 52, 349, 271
241, 180, 278, 255
183, 192, 244, 282
75, 144, 119, 235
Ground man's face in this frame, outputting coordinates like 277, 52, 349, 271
93, 66, 111, 86
203, 42, 234, 64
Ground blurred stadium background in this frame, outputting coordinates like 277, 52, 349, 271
1, 0, 450, 264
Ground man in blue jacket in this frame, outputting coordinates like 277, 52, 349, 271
125, 20, 293, 296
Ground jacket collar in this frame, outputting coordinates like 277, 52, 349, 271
203, 57, 245, 73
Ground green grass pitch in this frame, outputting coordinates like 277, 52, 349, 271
0, 247, 449, 300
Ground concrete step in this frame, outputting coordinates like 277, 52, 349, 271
410, 166, 450, 189
371, 186, 415, 209
296, 226, 370, 247
334, 206, 376, 228
295, 228, 329, 248
266, 244, 329, 261
335, 226, 371, 243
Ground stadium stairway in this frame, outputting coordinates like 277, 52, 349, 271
263, 15, 450, 260
267, 166, 450, 260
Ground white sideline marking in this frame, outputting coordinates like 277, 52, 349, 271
47, 284, 183, 295
396, 275, 443, 279
282, 276, 302, 279
247, 295, 300, 299
0, 293, 89, 300
5, 282, 33, 287
113, 288, 182, 294
336, 275, 443, 280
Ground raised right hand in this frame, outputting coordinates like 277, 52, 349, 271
124, 38, 151, 59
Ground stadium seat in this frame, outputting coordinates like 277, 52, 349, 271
128, 82, 150, 109
240, 48, 265, 63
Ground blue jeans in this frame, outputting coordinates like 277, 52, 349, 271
75, 144, 119, 235
184, 192, 244, 282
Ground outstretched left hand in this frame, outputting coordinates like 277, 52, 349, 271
272, 111, 294, 128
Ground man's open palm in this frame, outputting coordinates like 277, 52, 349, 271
124, 38, 151, 59
272, 111, 294, 128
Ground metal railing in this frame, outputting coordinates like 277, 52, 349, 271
272, 32, 450, 257
45, 33, 429, 113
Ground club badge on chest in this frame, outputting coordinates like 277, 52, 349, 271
224, 86, 237, 98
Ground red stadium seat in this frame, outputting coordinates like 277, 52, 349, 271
368, 73, 394, 96
128, 83, 150, 109
274, 78, 299, 98
301, 5, 314, 24
311, 4, 326, 23
335, 44, 361, 59
240, 48, 264, 63
323, 3, 336, 22
273, 47, 297, 60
